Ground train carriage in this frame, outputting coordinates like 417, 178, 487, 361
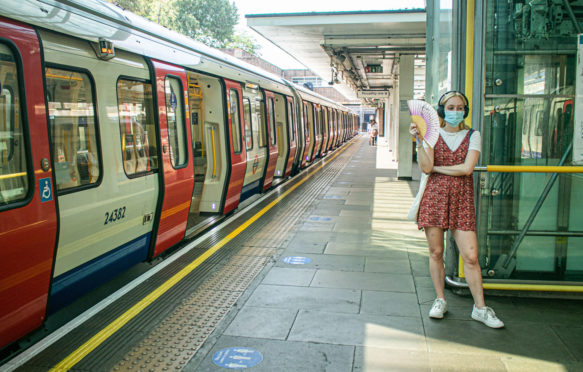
0, 0, 358, 351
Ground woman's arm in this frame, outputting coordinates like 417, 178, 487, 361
409, 123, 434, 173
433, 149, 480, 176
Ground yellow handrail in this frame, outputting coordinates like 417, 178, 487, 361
476, 165, 583, 173
0, 171, 26, 180
211, 128, 216, 178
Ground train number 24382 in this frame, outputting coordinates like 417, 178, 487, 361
104, 207, 126, 225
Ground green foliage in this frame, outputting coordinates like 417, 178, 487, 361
107, 0, 260, 54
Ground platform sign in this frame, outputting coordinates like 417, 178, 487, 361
282, 256, 312, 265
212, 347, 262, 369
39, 177, 53, 203
574, 34, 583, 164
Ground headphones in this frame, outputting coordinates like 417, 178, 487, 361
437, 90, 469, 119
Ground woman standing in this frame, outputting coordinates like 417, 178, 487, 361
409, 91, 504, 328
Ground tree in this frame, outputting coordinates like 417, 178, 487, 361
172, 0, 238, 48
107, 0, 260, 54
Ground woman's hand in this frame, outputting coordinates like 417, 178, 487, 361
409, 122, 419, 137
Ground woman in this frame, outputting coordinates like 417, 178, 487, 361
409, 91, 504, 328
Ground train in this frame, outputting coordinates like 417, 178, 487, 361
0, 0, 359, 351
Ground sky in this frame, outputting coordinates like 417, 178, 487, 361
231, 0, 426, 69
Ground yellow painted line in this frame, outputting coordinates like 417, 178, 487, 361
50, 136, 358, 371
483, 283, 583, 292
486, 165, 583, 173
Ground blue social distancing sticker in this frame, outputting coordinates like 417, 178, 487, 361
212, 347, 263, 369
309, 216, 332, 222
282, 256, 312, 265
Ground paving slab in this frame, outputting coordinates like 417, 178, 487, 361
193, 336, 354, 372
360, 291, 421, 317
288, 310, 426, 350
276, 252, 366, 272
261, 267, 316, 286
223, 306, 297, 340
311, 269, 415, 292
244, 284, 361, 313
354, 346, 430, 372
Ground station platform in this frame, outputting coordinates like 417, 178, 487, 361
3, 135, 582, 372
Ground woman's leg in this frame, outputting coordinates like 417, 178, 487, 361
425, 227, 446, 299
452, 230, 486, 308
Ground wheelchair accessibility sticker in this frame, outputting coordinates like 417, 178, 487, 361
39, 178, 53, 203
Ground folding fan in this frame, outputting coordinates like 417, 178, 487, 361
408, 100, 440, 148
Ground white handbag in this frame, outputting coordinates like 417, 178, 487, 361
407, 172, 429, 222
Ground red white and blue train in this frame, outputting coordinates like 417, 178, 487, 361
0, 0, 358, 350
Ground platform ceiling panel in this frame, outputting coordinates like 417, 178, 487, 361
247, 10, 426, 102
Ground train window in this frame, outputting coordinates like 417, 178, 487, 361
258, 100, 267, 148
268, 98, 276, 145
287, 101, 294, 141
0, 44, 29, 205
117, 78, 158, 176
164, 77, 187, 168
228, 89, 242, 154
243, 97, 253, 150
46, 67, 100, 191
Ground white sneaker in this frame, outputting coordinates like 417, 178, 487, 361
429, 298, 447, 319
471, 305, 505, 328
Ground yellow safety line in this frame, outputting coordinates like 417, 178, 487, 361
486, 165, 583, 173
50, 136, 359, 371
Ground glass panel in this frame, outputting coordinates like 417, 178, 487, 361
229, 89, 241, 153
243, 97, 253, 150
287, 101, 294, 141
165, 77, 187, 168
117, 79, 157, 176
268, 98, 276, 145
0, 44, 28, 205
46, 67, 100, 190
258, 100, 267, 148
479, 0, 582, 282
425, 0, 453, 105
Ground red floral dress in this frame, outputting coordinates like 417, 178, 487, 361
417, 130, 476, 231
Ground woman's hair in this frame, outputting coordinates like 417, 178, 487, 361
439, 94, 471, 130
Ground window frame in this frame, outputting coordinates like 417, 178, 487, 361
45, 63, 103, 195
268, 97, 276, 145
228, 88, 243, 154
0, 39, 34, 210
243, 97, 254, 150
164, 75, 188, 169
116, 75, 158, 178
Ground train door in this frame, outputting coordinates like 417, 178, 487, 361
150, 60, 194, 256
284, 96, 297, 177
321, 107, 330, 157
240, 84, 266, 199
223, 79, 246, 213
301, 102, 312, 168
303, 102, 315, 164
0, 18, 57, 349
294, 100, 306, 171
41, 31, 158, 311
184, 72, 226, 231
263, 92, 290, 190
312, 105, 322, 159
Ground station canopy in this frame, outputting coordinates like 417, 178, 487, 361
246, 9, 426, 102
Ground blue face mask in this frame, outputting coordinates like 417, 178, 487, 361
444, 110, 464, 127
